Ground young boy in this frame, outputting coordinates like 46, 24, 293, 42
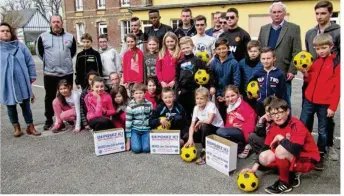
249, 47, 287, 117
191, 15, 216, 61
239, 40, 262, 97
125, 83, 153, 153
300, 33, 340, 170
149, 87, 188, 145
175, 36, 214, 120
209, 37, 240, 121
75, 33, 103, 89
241, 98, 320, 194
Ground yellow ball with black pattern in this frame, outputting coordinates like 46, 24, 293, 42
194, 69, 210, 85
293, 51, 314, 71
247, 81, 259, 99
180, 145, 197, 162
196, 51, 210, 63
237, 172, 259, 192
157, 117, 171, 130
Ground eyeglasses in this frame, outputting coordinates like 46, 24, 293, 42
226, 16, 236, 20
269, 110, 286, 117
195, 24, 205, 27
99, 41, 107, 43
219, 21, 227, 24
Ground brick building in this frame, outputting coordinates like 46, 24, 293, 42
63, 0, 153, 49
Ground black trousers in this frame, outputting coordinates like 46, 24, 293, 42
89, 117, 115, 131
185, 124, 218, 149
248, 132, 265, 154
44, 74, 73, 122
216, 127, 245, 153
177, 90, 195, 121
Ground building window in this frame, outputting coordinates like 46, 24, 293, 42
121, 20, 130, 42
75, 0, 83, 11
142, 20, 152, 33
171, 19, 180, 30
121, 0, 130, 7
76, 23, 85, 44
98, 22, 108, 36
97, 0, 106, 9
330, 12, 339, 23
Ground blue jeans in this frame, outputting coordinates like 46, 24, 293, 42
286, 81, 292, 110
131, 129, 150, 153
7, 99, 33, 125
216, 127, 245, 153
300, 99, 328, 153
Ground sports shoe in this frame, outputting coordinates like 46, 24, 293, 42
51, 123, 66, 133
252, 153, 258, 160
196, 150, 206, 165
238, 144, 251, 159
315, 155, 325, 171
327, 146, 339, 161
43, 120, 53, 130
290, 172, 301, 188
265, 180, 292, 194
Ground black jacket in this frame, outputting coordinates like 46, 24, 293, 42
75, 47, 103, 88
174, 20, 197, 38
149, 101, 186, 130
144, 23, 173, 49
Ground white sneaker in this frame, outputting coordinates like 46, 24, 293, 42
238, 144, 251, 159
328, 146, 339, 161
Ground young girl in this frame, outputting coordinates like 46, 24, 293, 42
84, 76, 116, 131
216, 85, 257, 158
52, 80, 81, 133
156, 32, 181, 88
110, 85, 129, 129
144, 36, 159, 84
122, 34, 144, 93
184, 87, 224, 165
80, 71, 100, 131
144, 76, 161, 110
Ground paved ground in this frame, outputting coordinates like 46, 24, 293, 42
0, 56, 340, 194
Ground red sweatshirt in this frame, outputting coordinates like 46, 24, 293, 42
225, 99, 257, 142
305, 54, 340, 111
122, 48, 144, 84
84, 91, 116, 121
144, 91, 158, 109
156, 51, 180, 83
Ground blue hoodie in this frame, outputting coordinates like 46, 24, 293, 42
239, 56, 262, 95
251, 66, 287, 103
210, 52, 240, 97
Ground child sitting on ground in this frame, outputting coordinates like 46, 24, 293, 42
110, 85, 129, 129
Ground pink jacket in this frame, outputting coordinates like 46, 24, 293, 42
156, 51, 180, 83
84, 92, 116, 121
225, 99, 257, 142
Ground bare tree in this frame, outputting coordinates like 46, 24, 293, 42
2, 10, 24, 28
32, 0, 62, 21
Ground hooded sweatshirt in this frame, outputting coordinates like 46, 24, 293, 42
174, 20, 197, 38
305, 22, 340, 58
239, 56, 262, 95
122, 48, 144, 84
84, 91, 116, 121
149, 101, 186, 130
99, 46, 122, 78
156, 51, 180, 83
209, 52, 240, 97
75, 47, 103, 88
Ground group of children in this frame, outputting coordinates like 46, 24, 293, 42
48, 15, 339, 194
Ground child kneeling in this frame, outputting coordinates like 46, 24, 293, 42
241, 98, 320, 194
125, 83, 153, 153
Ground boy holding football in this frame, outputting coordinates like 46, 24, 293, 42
241, 98, 320, 194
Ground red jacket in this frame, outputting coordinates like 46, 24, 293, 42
265, 117, 320, 169
122, 48, 144, 84
84, 92, 116, 121
225, 99, 257, 142
305, 54, 340, 111
144, 92, 158, 110
156, 51, 180, 83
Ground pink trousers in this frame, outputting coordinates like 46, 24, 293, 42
52, 98, 76, 126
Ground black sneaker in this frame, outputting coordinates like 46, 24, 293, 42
290, 172, 301, 188
51, 123, 66, 133
66, 121, 75, 126
315, 156, 325, 171
265, 180, 292, 194
43, 120, 53, 130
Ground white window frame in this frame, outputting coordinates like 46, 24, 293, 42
76, 23, 85, 44
121, 20, 130, 42
75, 0, 83, 11
98, 23, 108, 35
330, 12, 339, 24
97, 0, 106, 9
170, 19, 180, 30
142, 20, 152, 34
121, 0, 130, 7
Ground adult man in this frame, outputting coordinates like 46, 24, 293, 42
219, 8, 251, 62
98, 34, 121, 85
144, 9, 173, 49
205, 11, 222, 38
174, 8, 196, 38
36, 15, 77, 130
304, 0, 340, 162
258, 2, 301, 108
191, 15, 216, 59
120, 17, 145, 57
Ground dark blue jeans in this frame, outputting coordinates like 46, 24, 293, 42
131, 129, 150, 153
286, 80, 292, 110
216, 127, 245, 153
300, 99, 328, 153
7, 98, 33, 125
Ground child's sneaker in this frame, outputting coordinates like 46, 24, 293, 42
290, 172, 301, 188
265, 180, 292, 194
196, 150, 206, 165
251, 153, 258, 160
315, 155, 325, 171
238, 144, 251, 159
327, 146, 339, 161
51, 123, 66, 133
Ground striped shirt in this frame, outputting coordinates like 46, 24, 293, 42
125, 99, 153, 138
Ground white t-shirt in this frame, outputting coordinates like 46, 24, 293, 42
60, 90, 81, 130
192, 101, 224, 128
191, 34, 216, 58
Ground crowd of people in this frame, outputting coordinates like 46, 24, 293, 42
0, 0, 340, 194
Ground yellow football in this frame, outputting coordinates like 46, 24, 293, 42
180, 145, 197, 162
194, 69, 210, 85
157, 117, 171, 130
237, 172, 259, 192
293, 51, 314, 71
247, 81, 259, 99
